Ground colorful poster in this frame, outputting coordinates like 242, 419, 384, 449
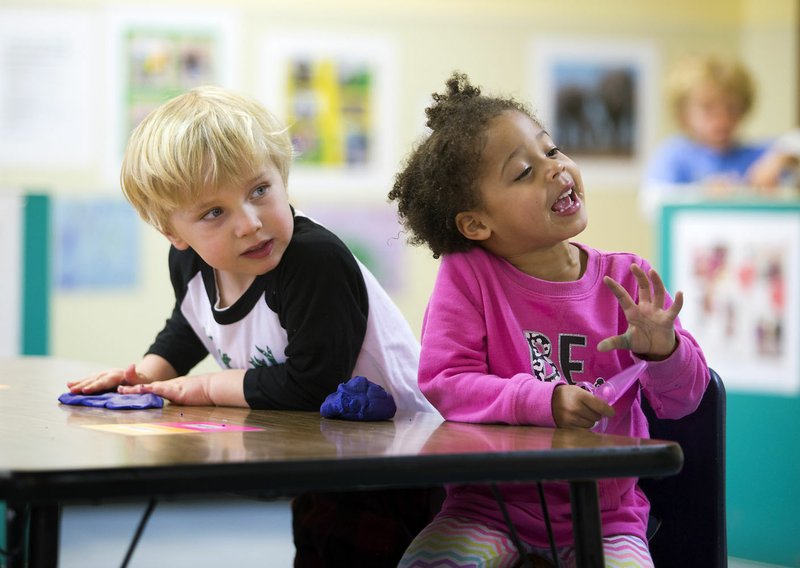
286, 59, 373, 167
124, 29, 217, 145
259, 33, 398, 198
665, 205, 800, 395
105, 7, 240, 183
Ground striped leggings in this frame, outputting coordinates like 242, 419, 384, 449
398, 515, 654, 568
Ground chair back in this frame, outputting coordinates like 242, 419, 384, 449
639, 368, 727, 568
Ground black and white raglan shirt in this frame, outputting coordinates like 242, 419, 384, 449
146, 211, 436, 414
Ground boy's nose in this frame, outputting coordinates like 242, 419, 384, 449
235, 206, 262, 237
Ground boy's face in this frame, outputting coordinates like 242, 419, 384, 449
164, 161, 294, 280
464, 110, 587, 259
682, 83, 745, 151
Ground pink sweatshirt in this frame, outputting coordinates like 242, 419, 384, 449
419, 243, 709, 547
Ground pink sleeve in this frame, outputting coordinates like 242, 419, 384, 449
418, 256, 558, 426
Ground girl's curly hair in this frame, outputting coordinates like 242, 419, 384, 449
388, 72, 535, 258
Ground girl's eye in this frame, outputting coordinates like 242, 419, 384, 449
514, 166, 532, 182
546, 147, 561, 158
202, 207, 223, 220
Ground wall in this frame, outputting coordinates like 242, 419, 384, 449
1, 0, 798, 564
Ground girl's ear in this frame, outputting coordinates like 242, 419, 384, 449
455, 211, 491, 242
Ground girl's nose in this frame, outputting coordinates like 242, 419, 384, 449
547, 160, 566, 180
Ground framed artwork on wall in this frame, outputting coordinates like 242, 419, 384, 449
660, 202, 800, 396
259, 32, 398, 201
104, 7, 240, 184
528, 37, 658, 187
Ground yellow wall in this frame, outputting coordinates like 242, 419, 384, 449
2, 0, 797, 369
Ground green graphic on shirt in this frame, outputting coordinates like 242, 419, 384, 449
250, 345, 278, 368
208, 334, 232, 369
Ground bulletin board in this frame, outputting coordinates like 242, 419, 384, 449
660, 201, 800, 395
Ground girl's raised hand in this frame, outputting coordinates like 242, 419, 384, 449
597, 264, 683, 360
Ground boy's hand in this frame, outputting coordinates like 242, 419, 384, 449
67, 363, 148, 394
118, 375, 213, 406
552, 385, 614, 429
597, 264, 683, 360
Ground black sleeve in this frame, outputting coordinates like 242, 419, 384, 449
145, 246, 209, 376
242, 234, 368, 410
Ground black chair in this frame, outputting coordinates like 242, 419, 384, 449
639, 368, 727, 568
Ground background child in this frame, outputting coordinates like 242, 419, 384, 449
388, 72, 710, 568
645, 53, 764, 185
67, 85, 439, 567
641, 53, 771, 215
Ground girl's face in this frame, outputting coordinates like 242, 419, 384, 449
682, 82, 745, 151
462, 110, 587, 261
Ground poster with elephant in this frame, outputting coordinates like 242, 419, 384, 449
528, 38, 658, 186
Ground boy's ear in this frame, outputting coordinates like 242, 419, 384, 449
455, 211, 491, 242
162, 230, 190, 251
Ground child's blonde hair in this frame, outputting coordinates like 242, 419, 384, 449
666, 53, 756, 122
121, 86, 293, 233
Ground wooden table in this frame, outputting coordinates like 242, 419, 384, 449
0, 357, 683, 567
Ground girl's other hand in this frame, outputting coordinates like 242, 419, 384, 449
552, 384, 614, 429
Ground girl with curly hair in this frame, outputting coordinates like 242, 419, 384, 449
389, 72, 710, 568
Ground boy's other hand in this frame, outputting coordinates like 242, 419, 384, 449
118, 375, 213, 406
552, 384, 614, 429
67, 363, 148, 395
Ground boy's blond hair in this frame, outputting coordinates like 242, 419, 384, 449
666, 53, 756, 122
121, 86, 293, 233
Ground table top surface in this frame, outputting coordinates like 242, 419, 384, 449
0, 357, 683, 502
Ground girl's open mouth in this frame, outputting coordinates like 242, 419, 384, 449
551, 188, 581, 215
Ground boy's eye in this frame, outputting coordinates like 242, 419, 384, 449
546, 146, 561, 158
202, 207, 223, 220
514, 166, 532, 182
252, 184, 270, 198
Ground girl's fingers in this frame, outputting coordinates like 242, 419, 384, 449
666, 290, 684, 318
603, 276, 635, 310
631, 264, 652, 304
597, 330, 632, 352
649, 268, 666, 307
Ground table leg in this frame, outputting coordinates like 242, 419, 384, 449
28, 504, 60, 568
5, 502, 26, 568
569, 480, 604, 568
